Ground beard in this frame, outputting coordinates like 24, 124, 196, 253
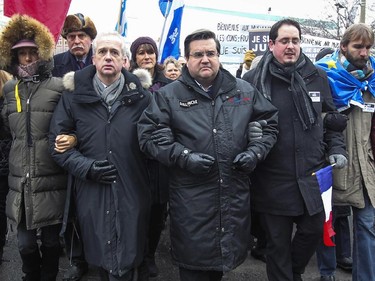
345, 50, 368, 69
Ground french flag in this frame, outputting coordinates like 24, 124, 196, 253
315, 165, 336, 246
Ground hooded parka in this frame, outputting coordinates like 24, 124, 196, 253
49, 65, 152, 276
138, 67, 279, 271
0, 15, 67, 230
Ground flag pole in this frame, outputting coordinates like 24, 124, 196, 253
117, 0, 122, 31
158, 0, 172, 59
312, 163, 336, 176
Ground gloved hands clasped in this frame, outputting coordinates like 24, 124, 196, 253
151, 127, 174, 145
329, 154, 348, 169
248, 120, 267, 141
87, 160, 117, 184
233, 150, 258, 173
178, 150, 215, 174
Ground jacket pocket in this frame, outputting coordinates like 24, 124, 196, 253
333, 167, 348, 191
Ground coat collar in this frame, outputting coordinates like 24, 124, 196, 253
179, 66, 237, 96
61, 48, 93, 68
65, 65, 148, 104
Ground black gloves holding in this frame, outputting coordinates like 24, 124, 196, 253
233, 150, 258, 173
324, 112, 348, 132
177, 150, 215, 174
248, 120, 267, 141
87, 160, 117, 184
151, 127, 174, 145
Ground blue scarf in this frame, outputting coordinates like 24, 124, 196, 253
315, 50, 375, 111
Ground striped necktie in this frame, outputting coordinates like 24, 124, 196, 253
78, 60, 85, 69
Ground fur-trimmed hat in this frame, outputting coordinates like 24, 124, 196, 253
130, 36, 158, 62
0, 14, 55, 69
61, 13, 97, 40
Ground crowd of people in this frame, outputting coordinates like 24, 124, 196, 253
0, 10, 374, 281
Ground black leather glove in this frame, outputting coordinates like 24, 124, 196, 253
233, 150, 258, 173
248, 120, 267, 141
87, 160, 117, 184
178, 150, 215, 174
150, 127, 174, 145
324, 112, 348, 132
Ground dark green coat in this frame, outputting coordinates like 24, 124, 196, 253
1, 60, 67, 230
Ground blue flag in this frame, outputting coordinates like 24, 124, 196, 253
158, 0, 184, 63
315, 50, 375, 111
159, 0, 172, 16
116, 0, 127, 37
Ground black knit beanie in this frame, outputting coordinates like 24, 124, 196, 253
130, 36, 158, 62
315, 47, 334, 62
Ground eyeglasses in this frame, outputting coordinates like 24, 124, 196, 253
67, 33, 88, 41
275, 38, 301, 46
189, 51, 218, 59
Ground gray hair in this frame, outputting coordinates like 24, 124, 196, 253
92, 31, 128, 57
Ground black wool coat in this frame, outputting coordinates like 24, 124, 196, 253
243, 58, 346, 216
49, 65, 152, 276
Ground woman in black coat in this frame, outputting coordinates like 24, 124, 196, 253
130, 36, 173, 278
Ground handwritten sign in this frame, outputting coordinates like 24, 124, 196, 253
216, 22, 272, 63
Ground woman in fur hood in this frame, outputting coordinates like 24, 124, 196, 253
0, 14, 67, 281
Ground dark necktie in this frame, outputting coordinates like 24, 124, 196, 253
78, 60, 85, 69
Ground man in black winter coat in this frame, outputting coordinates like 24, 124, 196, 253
138, 29, 279, 281
49, 31, 152, 281
243, 18, 347, 281
52, 13, 98, 281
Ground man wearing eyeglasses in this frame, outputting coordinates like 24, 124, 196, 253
242, 19, 347, 281
52, 13, 97, 78
51, 13, 97, 281
138, 29, 279, 281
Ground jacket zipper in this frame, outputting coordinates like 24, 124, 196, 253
26, 95, 32, 147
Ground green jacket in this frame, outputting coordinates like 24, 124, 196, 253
333, 91, 375, 208
1, 61, 67, 230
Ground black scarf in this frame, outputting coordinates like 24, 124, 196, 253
253, 50, 317, 130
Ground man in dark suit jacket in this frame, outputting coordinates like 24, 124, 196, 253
52, 13, 97, 78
